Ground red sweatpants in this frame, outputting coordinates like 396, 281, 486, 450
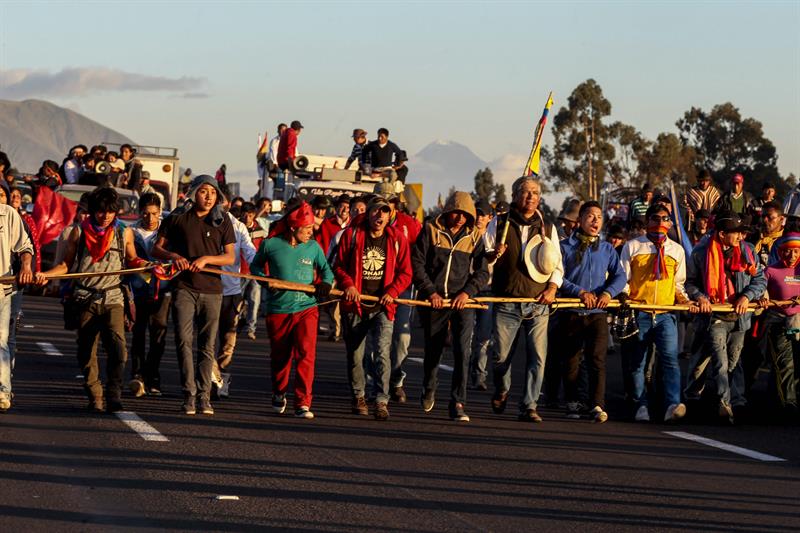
266, 306, 319, 409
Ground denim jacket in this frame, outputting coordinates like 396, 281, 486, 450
559, 234, 627, 314
685, 238, 767, 330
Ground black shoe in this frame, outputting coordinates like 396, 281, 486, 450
87, 398, 104, 413
449, 402, 470, 422
491, 391, 508, 414
198, 396, 214, 416
106, 400, 124, 414
421, 390, 435, 413
475, 380, 488, 392
147, 386, 162, 396
272, 393, 287, 414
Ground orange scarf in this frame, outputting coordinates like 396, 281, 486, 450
705, 235, 756, 303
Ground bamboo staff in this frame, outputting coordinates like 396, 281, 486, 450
0, 266, 152, 284
201, 267, 489, 310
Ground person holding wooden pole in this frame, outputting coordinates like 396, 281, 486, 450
413, 191, 488, 422
333, 196, 412, 420
684, 210, 766, 424
557, 201, 627, 423
249, 201, 334, 419
620, 203, 691, 423
489, 177, 563, 423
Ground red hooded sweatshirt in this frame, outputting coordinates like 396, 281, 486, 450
333, 214, 412, 320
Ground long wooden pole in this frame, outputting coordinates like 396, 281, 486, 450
0, 267, 151, 284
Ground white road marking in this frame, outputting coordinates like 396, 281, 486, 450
116, 411, 169, 442
37, 342, 63, 357
407, 356, 453, 372
664, 431, 786, 462
22, 325, 34, 328
214, 495, 240, 500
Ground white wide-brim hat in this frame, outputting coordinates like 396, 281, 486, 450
523, 234, 559, 283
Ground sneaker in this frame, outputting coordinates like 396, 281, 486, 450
219, 373, 231, 398
272, 394, 287, 414
374, 402, 389, 421
0, 393, 11, 411
128, 378, 145, 398
352, 396, 368, 416
199, 397, 214, 416
295, 406, 315, 419
420, 390, 435, 413
664, 403, 686, 423
183, 396, 197, 416
566, 401, 585, 420
247, 331, 257, 341
106, 400, 124, 414
491, 391, 509, 414
591, 405, 608, 424
518, 409, 543, 423
391, 386, 407, 403
450, 402, 470, 422
147, 386, 162, 397
635, 405, 650, 422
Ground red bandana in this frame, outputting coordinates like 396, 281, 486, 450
268, 202, 315, 238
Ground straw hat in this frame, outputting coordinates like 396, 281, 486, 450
523, 234, 560, 283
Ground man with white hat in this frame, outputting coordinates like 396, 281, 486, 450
489, 176, 563, 423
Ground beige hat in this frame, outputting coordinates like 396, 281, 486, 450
523, 234, 560, 283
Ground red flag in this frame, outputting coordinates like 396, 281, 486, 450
32, 186, 77, 246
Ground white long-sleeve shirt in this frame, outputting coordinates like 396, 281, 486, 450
222, 213, 256, 297
0, 204, 34, 298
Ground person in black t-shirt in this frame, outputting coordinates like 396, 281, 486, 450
333, 197, 413, 420
152, 175, 236, 417
361, 128, 407, 183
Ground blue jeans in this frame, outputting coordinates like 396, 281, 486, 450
390, 286, 414, 388
686, 318, 746, 407
492, 302, 549, 412
241, 278, 261, 334
469, 302, 493, 384
630, 312, 681, 408
344, 310, 393, 403
0, 295, 12, 398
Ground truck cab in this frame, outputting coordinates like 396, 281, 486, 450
102, 142, 181, 211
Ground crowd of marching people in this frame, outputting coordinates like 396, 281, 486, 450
1, 142, 800, 429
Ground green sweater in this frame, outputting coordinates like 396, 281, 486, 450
250, 236, 334, 314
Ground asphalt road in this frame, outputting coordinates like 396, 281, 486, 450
2, 295, 799, 532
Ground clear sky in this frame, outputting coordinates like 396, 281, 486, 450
1, 0, 798, 200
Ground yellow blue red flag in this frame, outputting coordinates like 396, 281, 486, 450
524, 92, 554, 177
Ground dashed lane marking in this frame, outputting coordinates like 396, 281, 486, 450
407, 356, 453, 372
116, 411, 169, 442
664, 431, 786, 462
37, 342, 63, 357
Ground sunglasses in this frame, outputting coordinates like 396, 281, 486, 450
648, 215, 671, 223
371, 205, 391, 214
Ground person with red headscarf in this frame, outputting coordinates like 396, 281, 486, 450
250, 201, 334, 419
758, 233, 800, 419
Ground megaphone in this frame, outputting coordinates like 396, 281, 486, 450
95, 161, 112, 174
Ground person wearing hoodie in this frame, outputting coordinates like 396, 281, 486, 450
151, 175, 236, 417
333, 196, 412, 420
412, 191, 489, 422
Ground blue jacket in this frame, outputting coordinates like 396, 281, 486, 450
559, 234, 627, 313
685, 237, 767, 330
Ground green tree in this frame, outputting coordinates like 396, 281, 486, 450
472, 167, 506, 204
607, 122, 650, 189
676, 102, 783, 195
549, 79, 615, 200
638, 133, 698, 191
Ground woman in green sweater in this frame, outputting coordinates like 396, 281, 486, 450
250, 201, 334, 419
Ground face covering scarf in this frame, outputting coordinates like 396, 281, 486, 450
646, 223, 669, 280
81, 218, 118, 264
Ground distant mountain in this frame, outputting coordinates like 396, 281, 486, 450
0, 99, 134, 172
409, 140, 488, 206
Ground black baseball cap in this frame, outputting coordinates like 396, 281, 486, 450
475, 199, 493, 216
291, 120, 304, 130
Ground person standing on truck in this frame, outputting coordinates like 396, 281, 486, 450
345, 129, 368, 170
277, 121, 303, 172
